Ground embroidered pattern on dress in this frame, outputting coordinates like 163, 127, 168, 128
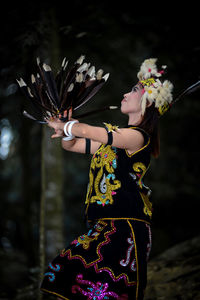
60, 221, 136, 286
145, 224, 152, 261
44, 263, 61, 282
71, 221, 107, 250
130, 162, 152, 218
120, 234, 136, 272
85, 144, 121, 207
72, 274, 119, 299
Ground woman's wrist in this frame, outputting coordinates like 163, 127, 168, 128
63, 121, 71, 137
63, 120, 79, 140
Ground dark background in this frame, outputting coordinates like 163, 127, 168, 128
0, 1, 199, 299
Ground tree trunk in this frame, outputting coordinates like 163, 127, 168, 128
38, 9, 64, 299
43, 126, 64, 261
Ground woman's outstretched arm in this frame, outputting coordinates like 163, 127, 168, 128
45, 109, 101, 154
47, 120, 144, 155
61, 137, 101, 154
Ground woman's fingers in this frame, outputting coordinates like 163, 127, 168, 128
64, 110, 68, 118
63, 108, 73, 120
46, 120, 61, 130
69, 107, 73, 119
51, 133, 61, 138
51, 129, 63, 138
46, 120, 55, 128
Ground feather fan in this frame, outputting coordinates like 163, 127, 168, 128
16, 55, 113, 123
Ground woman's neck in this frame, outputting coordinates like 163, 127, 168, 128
128, 112, 143, 126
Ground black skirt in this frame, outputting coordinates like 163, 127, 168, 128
40, 219, 152, 300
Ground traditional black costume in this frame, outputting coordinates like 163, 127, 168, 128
40, 124, 153, 300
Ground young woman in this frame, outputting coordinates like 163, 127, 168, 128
40, 58, 173, 300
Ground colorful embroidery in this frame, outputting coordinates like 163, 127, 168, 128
71, 221, 106, 250
140, 193, 152, 218
60, 221, 137, 286
132, 162, 147, 189
145, 224, 152, 261
48, 263, 61, 271
44, 263, 61, 282
85, 144, 121, 207
127, 220, 139, 300
120, 234, 136, 272
130, 162, 152, 218
72, 274, 119, 299
44, 272, 55, 282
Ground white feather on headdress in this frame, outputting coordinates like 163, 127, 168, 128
137, 58, 173, 115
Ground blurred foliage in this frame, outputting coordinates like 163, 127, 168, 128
0, 1, 199, 299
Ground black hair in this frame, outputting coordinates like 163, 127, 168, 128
139, 104, 160, 158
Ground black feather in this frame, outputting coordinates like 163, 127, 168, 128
74, 106, 118, 119
23, 110, 47, 124
74, 74, 109, 110
42, 63, 60, 109
17, 55, 109, 123
173, 80, 200, 104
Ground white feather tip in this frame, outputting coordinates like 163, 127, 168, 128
43, 63, 51, 72
76, 55, 85, 65
16, 78, 26, 87
102, 73, 110, 81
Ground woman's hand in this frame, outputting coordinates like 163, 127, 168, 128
46, 110, 67, 139
46, 108, 77, 139
46, 117, 64, 139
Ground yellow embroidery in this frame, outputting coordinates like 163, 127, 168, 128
133, 162, 147, 189
132, 162, 152, 218
158, 101, 170, 115
139, 77, 156, 87
139, 193, 152, 218
77, 234, 98, 250
85, 144, 121, 206
60, 221, 111, 266
75, 221, 106, 249
40, 288, 70, 300
125, 133, 150, 157
98, 217, 151, 225
103, 122, 119, 132
61, 220, 137, 286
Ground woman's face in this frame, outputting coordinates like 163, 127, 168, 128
121, 84, 144, 115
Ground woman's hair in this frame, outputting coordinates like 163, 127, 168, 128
139, 104, 160, 158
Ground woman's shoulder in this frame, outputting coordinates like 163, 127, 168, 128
125, 125, 150, 142
103, 122, 145, 141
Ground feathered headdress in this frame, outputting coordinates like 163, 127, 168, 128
137, 58, 200, 116
137, 58, 173, 115
16, 55, 114, 123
